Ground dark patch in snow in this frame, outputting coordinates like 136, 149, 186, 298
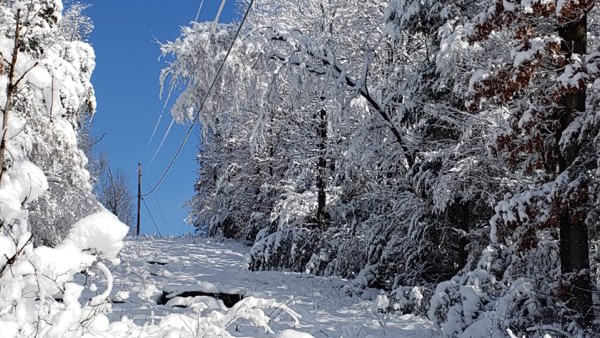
157, 289, 244, 308
148, 260, 168, 266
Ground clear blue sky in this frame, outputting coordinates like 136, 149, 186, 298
87, 0, 239, 235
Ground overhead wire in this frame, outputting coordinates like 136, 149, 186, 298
214, 0, 228, 24
194, 0, 206, 22
142, 180, 172, 227
146, 113, 163, 150
142, 0, 255, 197
151, 117, 175, 163
142, 197, 163, 236
151, 193, 171, 227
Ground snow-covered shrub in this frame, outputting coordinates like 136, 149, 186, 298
0, 211, 129, 338
0, 2, 122, 337
2, 210, 303, 337
428, 244, 573, 338
148, 297, 301, 338
428, 180, 599, 338
428, 262, 500, 337
0, 52, 128, 328
249, 227, 321, 272
390, 285, 430, 316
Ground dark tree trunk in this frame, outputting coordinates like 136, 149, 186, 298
557, 15, 594, 325
316, 108, 327, 226
268, 110, 275, 178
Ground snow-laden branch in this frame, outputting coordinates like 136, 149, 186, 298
268, 31, 415, 168
89, 262, 113, 306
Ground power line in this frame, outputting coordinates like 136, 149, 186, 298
194, 0, 206, 22
151, 193, 171, 226
142, 0, 255, 197
142, 197, 163, 236
142, 179, 172, 226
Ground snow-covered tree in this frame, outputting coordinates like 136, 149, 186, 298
0, 1, 129, 337
165, 1, 599, 336
58, 0, 93, 42
422, 1, 600, 337
97, 167, 135, 228
11, 0, 102, 246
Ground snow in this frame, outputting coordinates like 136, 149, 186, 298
103, 236, 435, 338
64, 211, 129, 259
0, 75, 8, 107
0, 320, 19, 338
512, 37, 560, 68
7, 0, 594, 337
1, 227, 436, 337
10, 161, 49, 202
89, 262, 114, 306
26, 65, 53, 89
277, 330, 317, 338
165, 295, 226, 310
1, 207, 127, 338
556, 0, 568, 16
31, 244, 95, 290
468, 70, 490, 93
0, 160, 48, 222
373, 294, 390, 312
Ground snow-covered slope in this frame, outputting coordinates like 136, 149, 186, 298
105, 237, 435, 338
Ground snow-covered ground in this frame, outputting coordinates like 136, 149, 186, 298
104, 236, 435, 338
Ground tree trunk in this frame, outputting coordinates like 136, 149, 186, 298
316, 108, 327, 226
0, 11, 21, 179
557, 14, 594, 325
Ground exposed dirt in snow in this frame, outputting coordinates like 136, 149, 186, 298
105, 237, 436, 338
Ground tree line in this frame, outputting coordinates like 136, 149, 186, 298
162, 1, 600, 337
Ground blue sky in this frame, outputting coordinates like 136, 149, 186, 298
87, 0, 239, 235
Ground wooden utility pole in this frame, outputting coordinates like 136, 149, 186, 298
136, 163, 142, 236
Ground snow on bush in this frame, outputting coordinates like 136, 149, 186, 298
390, 285, 428, 315
249, 227, 321, 272
0, 208, 128, 338
64, 212, 129, 259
